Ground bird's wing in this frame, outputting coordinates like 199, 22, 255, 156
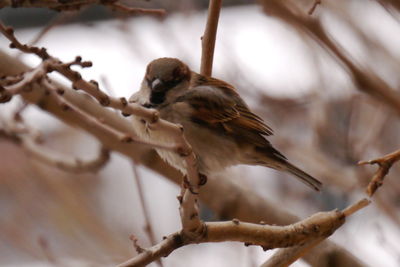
173, 75, 275, 148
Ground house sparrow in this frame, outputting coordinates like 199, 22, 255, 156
129, 57, 322, 191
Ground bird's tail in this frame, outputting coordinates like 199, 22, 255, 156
279, 160, 322, 191
256, 147, 322, 191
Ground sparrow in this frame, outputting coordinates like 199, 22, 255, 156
129, 57, 322, 191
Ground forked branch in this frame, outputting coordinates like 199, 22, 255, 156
359, 149, 400, 196
0, 19, 203, 239
117, 199, 369, 267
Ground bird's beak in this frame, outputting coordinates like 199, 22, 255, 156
151, 78, 164, 92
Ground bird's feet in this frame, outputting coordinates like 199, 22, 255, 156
182, 175, 198, 195
182, 173, 207, 195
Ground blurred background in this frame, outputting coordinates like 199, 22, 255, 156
0, 0, 400, 266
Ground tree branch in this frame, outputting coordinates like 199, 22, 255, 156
261, 199, 370, 267
131, 164, 163, 267
359, 149, 400, 196
117, 200, 369, 267
24, 139, 110, 173
0, 0, 166, 17
258, 0, 400, 116
200, 0, 222, 76
0, 20, 204, 238
0, 120, 110, 174
308, 0, 321, 15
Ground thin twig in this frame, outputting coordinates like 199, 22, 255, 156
200, 0, 223, 76
308, 0, 321, 15
24, 138, 110, 174
29, 12, 79, 48
0, 0, 166, 17
106, 2, 166, 17
38, 236, 58, 264
43, 78, 168, 149
358, 149, 400, 196
342, 198, 371, 217
129, 235, 145, 254
0, 116, 111, 174
258, 0, 400, 115
131, 163, 163, 267
0, 57, 178, 151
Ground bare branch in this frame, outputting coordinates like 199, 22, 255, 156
0, 24, 182, 152
261, 238, 325, 267
0, 24, 50, 60
342, 198, 371, 216
200, 0, 222, 76
131, 164, 163, 267
261, 199, 370, 267
28, 12, 81, 48
1, 21, 204, 237
1, 113, 110, 173
42, 78, 172, 150
24, 138, 110, 174
258, 0, 400, 115
308, 0, 321, 15
0, 119, 110, 174
129, 235, 145, 254
359, 149, 400, 196
106, 2, 166, 17
0, 0, 166, 17
117, 200, 370, 267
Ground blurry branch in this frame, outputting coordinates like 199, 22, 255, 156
0, 23, 186, 152
258, 0, 400, 115
37, 236, 57, 265
0, 0, 166, 17
102, 75, 162, 265
200, 0, 222, 76
261, 237, 325, 267
106, 2, 165, 17
359, 149, 400, 197
28, 12, 81, 48
131, 164, 163, 267
129, 235, 146, 255
308, 0, 321, 15
0, 120, 110, 173
261, 199, 370, 267
378, 0, 400, 12
24, 139, 110, 173
118, 200, 370, 267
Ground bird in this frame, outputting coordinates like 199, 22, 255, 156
129, 57, 322, 191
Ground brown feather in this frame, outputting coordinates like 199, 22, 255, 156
187, 73, 273, 138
